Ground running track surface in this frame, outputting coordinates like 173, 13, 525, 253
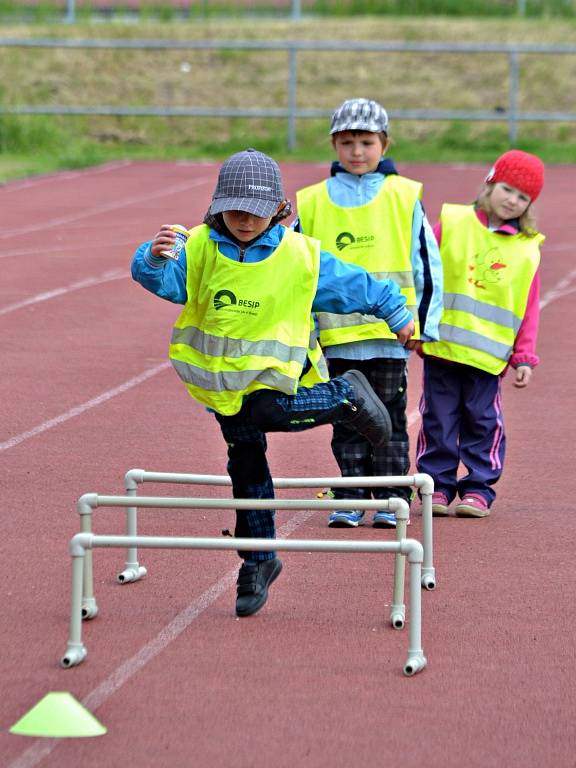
1, 160, 575, 768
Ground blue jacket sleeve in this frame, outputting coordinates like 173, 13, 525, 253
313, 250, 412, 333
131, 242, 188, 305
411, 201, 443, 342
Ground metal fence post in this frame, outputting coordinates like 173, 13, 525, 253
65, 0, 76, 23
509, 50, 520, 145
287, 45, 298, 151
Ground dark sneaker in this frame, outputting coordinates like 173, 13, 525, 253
340, 370, 392, 447
235, 558, 283, 617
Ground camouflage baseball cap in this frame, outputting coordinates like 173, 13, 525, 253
330, 98, 389, 135
209, 149, 285, 218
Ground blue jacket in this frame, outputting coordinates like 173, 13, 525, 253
293, 158, 443, 360
131, 223, 413, 333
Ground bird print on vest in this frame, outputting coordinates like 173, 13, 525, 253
468, 248, 507, 290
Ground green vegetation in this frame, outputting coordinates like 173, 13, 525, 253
1, 15, 575, 182
0, 0, 575, 22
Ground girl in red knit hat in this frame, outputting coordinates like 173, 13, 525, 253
416, 149, 545, 518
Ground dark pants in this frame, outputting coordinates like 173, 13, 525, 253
415, 356, 505, 506
214, 376, 353, 561
326, 357, 411, 505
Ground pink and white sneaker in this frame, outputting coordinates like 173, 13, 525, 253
431, 492, 450, 516
455, 493, 490, 518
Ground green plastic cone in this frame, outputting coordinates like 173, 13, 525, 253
9, 692, 107, 737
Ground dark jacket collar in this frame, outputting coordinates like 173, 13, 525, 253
330, 157, 398, 177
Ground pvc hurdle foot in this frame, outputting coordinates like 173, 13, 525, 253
390, 604, 406, 630
403, 653, 427, 676
422, 567, 436, 591
81, 597, 98, 620
117, 564, 147, 584
60, 642, 87, 668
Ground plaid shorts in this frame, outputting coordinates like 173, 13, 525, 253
326, 358, 411, 503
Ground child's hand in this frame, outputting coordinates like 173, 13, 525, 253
395, 318, 415, 347
405, 340, 423, 355
150, 225, 177, 258
513, 365, 533, 388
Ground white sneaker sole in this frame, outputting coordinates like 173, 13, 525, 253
328, 517, 364, 528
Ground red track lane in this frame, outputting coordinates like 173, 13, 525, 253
1, 161, 575, 768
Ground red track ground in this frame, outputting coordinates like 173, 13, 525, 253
1, 160, 575, 767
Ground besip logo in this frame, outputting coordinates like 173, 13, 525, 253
214, 289, 261, 312
214, 289, 237, 310
336, 232, 355, 251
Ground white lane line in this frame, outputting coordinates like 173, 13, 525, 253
0, 362, 171, 453
540, 267, 576, 309
0, 269, 128, 317
0, 161, 133, 193
5, 509, 313, 768
542, 243, 575, 253
0, 239, 138, 260
0, 174, 214, 240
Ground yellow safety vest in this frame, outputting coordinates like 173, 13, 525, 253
422, 204, 544, 374
297, 174, 422, 346
169, 225, 328, 416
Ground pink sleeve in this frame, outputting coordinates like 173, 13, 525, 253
509, 270, 540, 368
433, 221, 441, 245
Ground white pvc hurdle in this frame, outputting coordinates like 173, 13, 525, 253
117, 469, 436, 591
76, 492, 411, 629
61, 533, 427, 676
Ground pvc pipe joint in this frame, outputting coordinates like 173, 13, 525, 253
124, 468, 146, 491
403, 654, 427, 677
69, 532, 92, 557
60, 642, 87, 668
77, 493, 98, 515
413, 473, 434, 495
387, 497, 410, 520
117, 565, 147, 584
400, 538, 424, 564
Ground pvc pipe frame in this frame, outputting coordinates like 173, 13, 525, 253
77, 491, 411, 629
61, 533, 427, 677
120, 469, 435, 591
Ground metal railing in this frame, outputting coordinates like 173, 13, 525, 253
1, 37, 575, 149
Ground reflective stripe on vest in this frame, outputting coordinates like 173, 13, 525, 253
299, 316, 330, 387
169, 226, 321, 415
422, 204, 543, 374
443, 292, 523, 334
171, 325, 308, 364
296, 175, 422, 345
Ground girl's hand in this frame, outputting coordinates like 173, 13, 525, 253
150, 225, 177, 258
405, 340, 423, 354
513, 365, 533, 388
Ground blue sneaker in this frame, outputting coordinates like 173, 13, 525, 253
372, 511, 411, 528
328, 510, 365, 527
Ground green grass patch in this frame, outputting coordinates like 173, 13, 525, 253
0, 0, 575, 22
1, 114, 574, 185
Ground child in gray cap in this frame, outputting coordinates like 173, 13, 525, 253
295, 98, 443, 529
131, 148, 414, 618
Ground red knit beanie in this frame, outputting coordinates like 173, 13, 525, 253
485, 150, 544, 201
